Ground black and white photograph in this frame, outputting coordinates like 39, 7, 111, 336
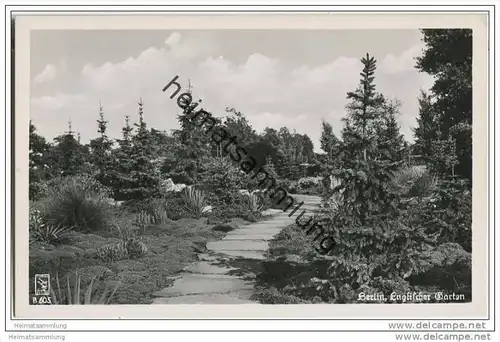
25, 25, 474, 308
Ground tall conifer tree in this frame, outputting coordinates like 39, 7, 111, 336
108, 116, 135, 200
90, 103, 113, 183
415, 29, 472, 181
334, 53, 400, 224
376, 100, 406, 163
413, 90, 438, 164
50, 120, 86, 176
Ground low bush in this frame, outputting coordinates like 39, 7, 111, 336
198, 156, 246, 204
96, 237, 148, 262
163, 197, 190, 220
96, 243, 128, 262
276, 179, 296, 194
121, 237, 148, 259
297, 176, 322, 189
208, 197, 259, 223
293, 176, 323, 195
251, 287, 312, 304
414, 178, 472, 252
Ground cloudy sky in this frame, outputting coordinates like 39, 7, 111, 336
30, 29, 434, 153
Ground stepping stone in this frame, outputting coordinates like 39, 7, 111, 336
152, 274, 254, 297
233, 227, 283, 235
207, 240, 268, 252
184, 262, 237, 275
221, 250, 267, 260
224, 234, 275, 241
176, 273, 240, 279
197, 253, 220, 261
262, 210, 281, 214
151, 196, 322, 305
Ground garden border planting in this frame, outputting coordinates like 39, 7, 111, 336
163, 75, 336, 256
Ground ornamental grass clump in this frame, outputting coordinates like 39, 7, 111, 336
50, 272, 120, 305
181, 186, 208, 219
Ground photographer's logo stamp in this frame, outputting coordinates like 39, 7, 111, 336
34, 274, 50, 295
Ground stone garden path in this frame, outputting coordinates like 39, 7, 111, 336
152, 194, 322, 304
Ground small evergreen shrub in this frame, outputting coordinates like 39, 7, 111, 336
120, 237, 148, 259
297, 176, 322, 189
251, 287, 312, 304
199, 156, 246, 204
209, 201, 247, 222
97, 243, 128, 262
162, 197, 189, 220
96, 237, 148, 262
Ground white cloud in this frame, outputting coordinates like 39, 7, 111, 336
33, 64, 57, 84
31, 93, 86, 111
30, 32, 433, 153
379, 44, 424, 74
165, 32, 181, 46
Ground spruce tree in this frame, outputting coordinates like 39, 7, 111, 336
89, 103, 113, 184
120, 115, 133, 149
322, 54, 424, 296
169, 84, 212, 184
343, 53, 386, 163
125, 98, 163, 200
50, 120, 86, 177
376, 100, 406, 163
335, 53, 399, 224
413, 91, 438, 163
108, 116, 135, 200
131, 98, 156, 158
